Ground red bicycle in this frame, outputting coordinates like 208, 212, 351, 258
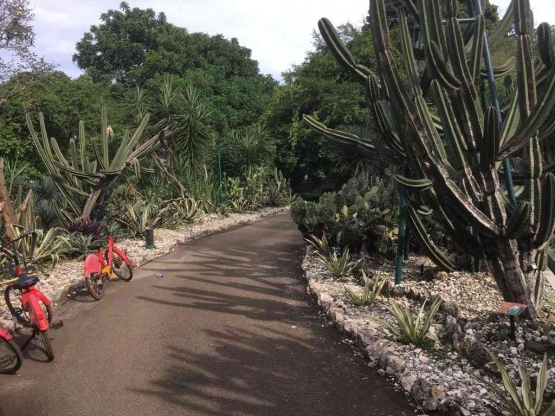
0, 327, 22, 374
83, 234, 133, 300
3, 231, 60, 362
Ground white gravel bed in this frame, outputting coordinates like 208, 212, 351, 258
302, 249, 555, 415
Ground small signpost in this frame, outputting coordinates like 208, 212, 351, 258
497, 302, 528, 342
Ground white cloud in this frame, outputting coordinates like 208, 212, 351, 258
24, 0, 555, 81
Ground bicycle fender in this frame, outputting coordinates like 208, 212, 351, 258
84, 254, 102, 277
0, 328, 13, 341
25, 294, 49, 331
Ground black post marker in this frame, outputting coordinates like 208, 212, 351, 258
509, 315, 516, 342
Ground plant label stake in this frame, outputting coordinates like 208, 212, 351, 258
145, 228, 155, 249
497, 302, 528, 342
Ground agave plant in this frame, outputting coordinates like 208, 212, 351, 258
305, 234, 332, 258
484, 352, 555, 416
60, 233, 94, 261
122, 201, 167, 237
170, 197, 205, 223
4, 225, 66, 268
372, 296, 442, 346
317, 248, 361, 279
343, 271, 387, 306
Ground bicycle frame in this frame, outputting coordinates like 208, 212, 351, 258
83, 235, 131, 278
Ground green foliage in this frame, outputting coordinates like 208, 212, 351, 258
343, 271, 387, 306
4, 225, 66, 268
266, 168, 295, 206
372, 297, 442, 346
305, 234, 332, 258
483, 352, 555, 416
317, 248, 361, 279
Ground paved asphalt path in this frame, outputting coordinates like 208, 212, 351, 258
0, 213, 412, 416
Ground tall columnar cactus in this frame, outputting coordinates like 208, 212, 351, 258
26, 109, 171, 221
305, 0, 555, 317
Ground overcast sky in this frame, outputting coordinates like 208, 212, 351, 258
26, 0, 555, 81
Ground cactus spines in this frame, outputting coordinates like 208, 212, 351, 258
305, 0, 555, 317
27, 110, 171, 221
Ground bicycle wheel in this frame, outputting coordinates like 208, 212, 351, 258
0, 338, 23, 374
4, 286, 53, 328
113, 253, 133, 281
39, 330, 54, 362
84, 273, 105, 300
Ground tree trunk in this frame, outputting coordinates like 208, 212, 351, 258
0, 158, 18, 238
80, 188, 103, 221
152, 154, 188, 199
487, 238, 543, 318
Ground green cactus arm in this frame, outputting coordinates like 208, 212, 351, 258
479, 58, 516, 79
506, 201, 531, 238
101, 108, 109, 169
538, 111, 555, 140
25, 114, 60, 178
109, 129, 130, 171
317, 18, 376, 86
515, 0, 537, 118
110, 114, 150, 170
302, 115, 375, 153
402, 0, 419, 20
127, 128, 168, 161
534, 173, 555, 249
481, 106, 500, 169
499, 90, 520, 148
445, 4, 473, 82
393, 175, 433, 192
537, 23, 554, 69
52, 161, 103, 181
419, 0, 447, 58
414, 95, 449, 164
405, 205, 456, 271
527, 137, 543, 227
497, 66, 555, 159
92, 141, 106, 171
132, 158, 141, 179
435, 174, 500, 236
70, 138, 79, 171
427, 41, 461, 91
430, 81, 471, 174
469, 14, 486, 82
50, 137, 81, 188
487, 0, 515, 48
398, 8, 420, 98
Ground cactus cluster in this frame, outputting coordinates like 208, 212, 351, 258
291, 175, 397, 254
26, 109, 172, 221
305, 0, 555, 317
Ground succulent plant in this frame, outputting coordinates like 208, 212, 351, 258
26, 108, 172, 222
305, 0, 555, 317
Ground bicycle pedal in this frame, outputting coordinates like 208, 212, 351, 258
51, 320, 63, 330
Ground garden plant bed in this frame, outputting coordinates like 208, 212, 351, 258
0, 206, 289, 330
302, 247, 555, 415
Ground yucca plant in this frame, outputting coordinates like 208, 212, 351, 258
230, 197, 252, 214
372, 296, 442, 346
484, 351, 555, 416
317, 248, 361, 279
305, 234, 332, 258
343, 271, 387, 306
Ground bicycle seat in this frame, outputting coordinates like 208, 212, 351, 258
12, 274, 39, 289
88, 241, 102, 250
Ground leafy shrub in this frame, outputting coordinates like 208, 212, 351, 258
169, 198, 204, 223
343, 272, 387, 306
372, 297, 442, 346
266, 168, 294, 206
4, 225, 67, 268
65, 219, 102, 240
484, 352, 555, 416
122, 201, 167, 237
317, 248, 361, 279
